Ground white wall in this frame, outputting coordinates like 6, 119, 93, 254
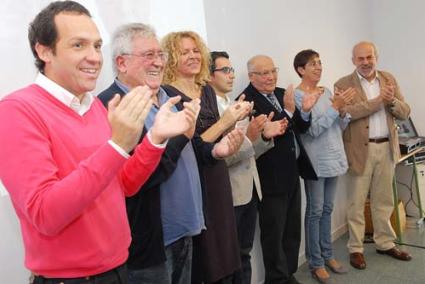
370, 0, 425, 134
1, 0, 425, 283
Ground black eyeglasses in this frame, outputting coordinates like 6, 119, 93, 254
213, 66, 235, 74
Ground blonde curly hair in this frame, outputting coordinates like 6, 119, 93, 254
161, 31, 210, 86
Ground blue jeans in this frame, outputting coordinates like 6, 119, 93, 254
128, 237, 192, 284
304, 177, 337, 270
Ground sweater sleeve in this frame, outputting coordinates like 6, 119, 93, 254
119, 134, 166, 196
0, 99, 130, 236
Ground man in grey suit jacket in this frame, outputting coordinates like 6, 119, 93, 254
335, 41, 411, 270
209, 51, 287, 283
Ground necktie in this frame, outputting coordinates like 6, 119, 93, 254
266, 93, 300, 158
266, 93, 282, 112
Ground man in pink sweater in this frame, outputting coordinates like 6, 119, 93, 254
0, 1, 199, 283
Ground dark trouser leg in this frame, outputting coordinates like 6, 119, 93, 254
128, 237, 192, 284
259, 193, 289, 283
233, 191, 258, 284
283, 180, 301, 276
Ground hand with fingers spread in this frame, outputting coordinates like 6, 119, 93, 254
301, 88, 322, 113
263, 112, 288, 139
333, 87, 356, 117
150, 96, 201, 144
212, 128, 245, 159
246, 114, 267, 142
334, 87, 355, 105
108, 86, 153, 153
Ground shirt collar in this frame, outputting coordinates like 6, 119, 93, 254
216, 94, 231, 105
356, 70, 379, 84
114, 77, 131, 94
35, 72, 94, 115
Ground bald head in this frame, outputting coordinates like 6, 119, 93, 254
352, 41, 378, 59
247, 55, 278, 94
352, 41, 378, 82
247, 55, 273, 73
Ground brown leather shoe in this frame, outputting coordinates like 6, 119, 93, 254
349, 252, 366, 269
311, 267, 330, 284
376, 247, 412, 261
325, 259, 348, 274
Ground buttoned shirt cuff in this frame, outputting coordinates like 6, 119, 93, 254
300, 110, 311, 122
108, 130, 167, 159
284, 109, 294, 118
108, 140, 130, 159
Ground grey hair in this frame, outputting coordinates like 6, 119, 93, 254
247, 54, 272, 72
111, 23, 157, 74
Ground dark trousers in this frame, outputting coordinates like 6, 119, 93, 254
258, 180, 301, 284
32, 263, 127, 284
232, 190, 258, 284
128, 237, 192, 284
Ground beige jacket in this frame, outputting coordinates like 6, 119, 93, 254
225, 133, 273, 206
334, 70, 410, 175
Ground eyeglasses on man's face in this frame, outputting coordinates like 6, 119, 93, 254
213, 66, 235, 74
122, 50, 168, 62
250, 67, 279, 77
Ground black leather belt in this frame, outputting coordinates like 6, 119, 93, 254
32, 263, 126, 284
369, 137, 389, 143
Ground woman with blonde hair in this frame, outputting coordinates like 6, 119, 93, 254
162, 31, 250, 283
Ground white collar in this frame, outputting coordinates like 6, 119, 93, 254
356, 70, 379, 84
35, 72, 94, 115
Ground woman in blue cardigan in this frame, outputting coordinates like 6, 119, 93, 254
293, 49, 355, 284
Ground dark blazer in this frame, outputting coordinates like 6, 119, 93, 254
241, 83, 317, 194
98, 82, 215, 269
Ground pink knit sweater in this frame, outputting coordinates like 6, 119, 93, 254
0, 85, 164, 277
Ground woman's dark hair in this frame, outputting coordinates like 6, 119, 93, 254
293, 49, 319, 78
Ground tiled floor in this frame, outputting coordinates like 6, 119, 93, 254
294, 225, 425, 284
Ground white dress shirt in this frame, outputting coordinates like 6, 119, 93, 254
357, 72, 389, 139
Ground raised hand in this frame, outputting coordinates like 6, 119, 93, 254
182, 98, 201, 139
380, 83, 395, 105
335, 87, 355, 105
150, 96, 200, 144
222, 94, 253, 126
246, 114, 267, 142
212, 128, 244, 159
108, 86, 153, 153
263, 112, 288, 138
301, 87, 322, 112
283, 84, 296, 113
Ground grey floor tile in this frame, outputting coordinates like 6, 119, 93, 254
294, 227, 425, 284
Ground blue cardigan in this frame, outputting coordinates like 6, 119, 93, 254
294, 87, 348, 178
